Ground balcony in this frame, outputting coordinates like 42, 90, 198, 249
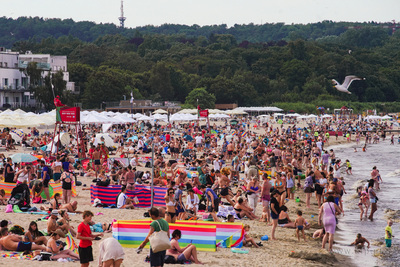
0, 84, 29, 91
1, 102, 32, 109
18, 60, 50, 70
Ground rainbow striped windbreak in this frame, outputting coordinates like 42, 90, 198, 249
0, 181, 76, 198
112, 220, 244, 252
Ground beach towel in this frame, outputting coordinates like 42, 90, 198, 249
1, 252, 34, 260
65, 231, 79, 254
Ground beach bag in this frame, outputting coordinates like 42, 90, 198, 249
164, 255, 177, 264
32, 196, 42, 203
5, 204, 13, 213
149, 220, 171, 253
40, 252, 52, 261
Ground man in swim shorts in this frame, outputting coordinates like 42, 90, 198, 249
0, 228, 45, 251
92, 147, 101, 179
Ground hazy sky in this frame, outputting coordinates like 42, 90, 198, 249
3, 0, 399, 28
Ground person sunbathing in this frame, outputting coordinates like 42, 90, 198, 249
46, 229, 80, 261
40, 193, 62, 211
0, 228, 46, 252
60, 200, 82, 213
25, 221, 48, 245
47, 210, 70, 235
58, 210, 77, 236
234, 197, 257, 220
166, 229, 202, 264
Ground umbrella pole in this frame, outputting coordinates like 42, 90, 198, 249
150, 141, 155, 208
50, 122, 58, 156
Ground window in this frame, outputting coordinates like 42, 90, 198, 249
0, 62, 2, 67
15, 97, 19, 103
5, 97, 9, 104
4, 62, 7, 68
4, 78, 8, 86
21, 77, 27, 88
14, 79, 19, 89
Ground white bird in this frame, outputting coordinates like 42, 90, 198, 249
332, 75, 365, 94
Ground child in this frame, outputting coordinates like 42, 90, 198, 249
345, 159, 352, 175
77, 210, 104, 267
351, 233, 370, 249
243, 224, 262, 248
385, 220, 393, 248
294, 210, 307, 241
0, 189, 6, 205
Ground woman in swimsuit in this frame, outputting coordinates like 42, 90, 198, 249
277, 206, 300, 228
46, 229, 80, 261
274, 173, 286, 206
247, 176, 260, 213
60, 171, 73, 204
25, 221, 48, 245
234, 197, 257, 220
166, 229, 202, 264
51, 156, 63, 183
165, 188, 177, 223
58, 210, 77, 236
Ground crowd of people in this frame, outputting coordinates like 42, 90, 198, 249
0, 115, 396, 266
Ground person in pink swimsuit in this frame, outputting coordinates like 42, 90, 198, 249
318, 195, 341, 251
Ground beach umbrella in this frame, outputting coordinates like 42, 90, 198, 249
11, 153, 38, 163
137, 115, 152, 121
128, 136, 139, 141
53, 133, 71, 146
94, 134, 117, 147
153, 109, 168, 114
11, 129, 24, 143
183, 135, 193, 141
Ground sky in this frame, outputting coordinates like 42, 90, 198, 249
3, 0, 400, 28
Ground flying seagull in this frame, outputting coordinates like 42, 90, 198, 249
332, 75, 365, 94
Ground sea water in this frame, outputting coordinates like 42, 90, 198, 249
329, 139, 400, 266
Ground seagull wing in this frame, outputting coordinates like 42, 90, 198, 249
342, 75, 361, 88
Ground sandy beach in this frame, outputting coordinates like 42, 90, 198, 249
0, 121, 356, 267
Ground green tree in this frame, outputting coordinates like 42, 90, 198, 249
185, 87, 216, 109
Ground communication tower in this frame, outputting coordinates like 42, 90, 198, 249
118, 0, 126, 28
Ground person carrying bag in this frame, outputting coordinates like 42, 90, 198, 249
150, 220, 171, 253
138, 207, 171, 266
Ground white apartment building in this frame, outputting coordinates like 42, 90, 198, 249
0, 48, 31, 108
0, 48, 76, 109
19, 52, 76, 92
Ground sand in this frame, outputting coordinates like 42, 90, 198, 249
0, 121, 356, 267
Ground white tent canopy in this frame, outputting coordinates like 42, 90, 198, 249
284, 113, 301, 117
209, 113, 230, 119
170, 113, 198, 121
235, 106, 283, 113
321, 114, 333, 118
226, 109, 248, 115
152, 109, 168, 114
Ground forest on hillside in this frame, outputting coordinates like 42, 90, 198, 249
1, 17, 400, 111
